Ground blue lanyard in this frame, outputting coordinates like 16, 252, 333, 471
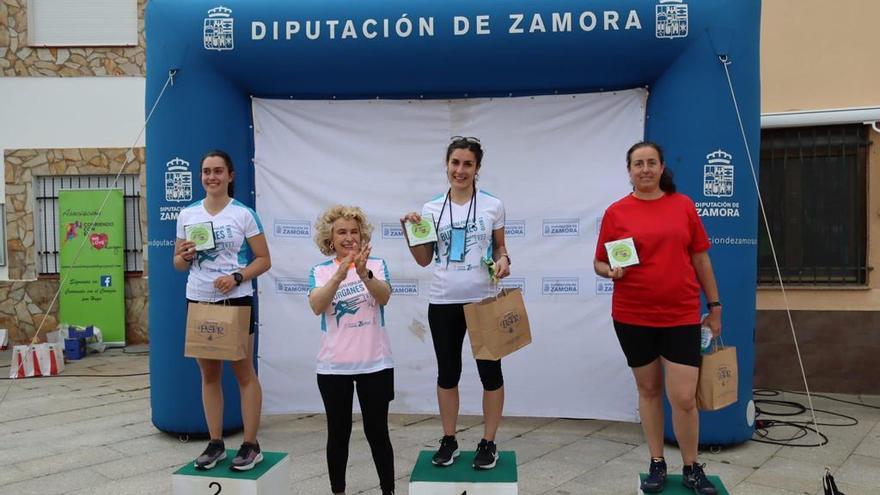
433, 186, 476, 264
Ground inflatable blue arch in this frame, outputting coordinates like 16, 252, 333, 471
146, 0, 761, 445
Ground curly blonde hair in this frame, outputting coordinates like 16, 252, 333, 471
314, 205, 374, 256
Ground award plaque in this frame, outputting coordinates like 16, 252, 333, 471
604, 237, 640, 269
405, 213, 438, 246
185, 222, 216, 251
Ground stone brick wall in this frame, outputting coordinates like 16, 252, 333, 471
0, 277, 148, 344
3, 148, 148, 344
0, 0, 146, 77
0, 280, 59, 342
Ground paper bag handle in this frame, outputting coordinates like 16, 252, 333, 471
194, 287, 232, 305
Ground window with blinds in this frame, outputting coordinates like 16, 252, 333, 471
28, 0, 138, 47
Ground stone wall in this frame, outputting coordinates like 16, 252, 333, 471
3, 147, 148, 344
0, 280, 58, 342
0, 0, 146, 77
0, 277, 147, 344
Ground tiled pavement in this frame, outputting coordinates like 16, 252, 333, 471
0, 347, 877, 494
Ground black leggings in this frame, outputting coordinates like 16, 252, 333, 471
428, 303, 504, 391
317, 368, 395, 495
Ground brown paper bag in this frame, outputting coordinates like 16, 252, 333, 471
184, 302, 250, 361
463, 288, 532, 360
697, 344, 738, 410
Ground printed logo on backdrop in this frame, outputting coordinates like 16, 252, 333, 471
160, 158, 191, 221
165, 158, 192, 202
391, 279, 419, 296
543, 219, 579, 237
500, 277, 526, 295
703, 149, 734, 198
696, 149, 741, 219
204, 6, 234, 51
595, 278, 613, 295
542, 277, 579, 295
276, 277, 310, 294
273, 220, 311, 238
505, 221, 525, 238
381, 223, 404, 240
656, 0, 688, 39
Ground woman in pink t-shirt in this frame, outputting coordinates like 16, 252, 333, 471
308, 205, 394, 495
594, 141, 722, 495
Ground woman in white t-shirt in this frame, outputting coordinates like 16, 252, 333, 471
308, 205, 394, 495
400, 137, 511, 470
173, 150, 271, 472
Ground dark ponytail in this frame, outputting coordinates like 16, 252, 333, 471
658, 167, 676, 193
626, 141, 676, 193
200, 149, 235, 197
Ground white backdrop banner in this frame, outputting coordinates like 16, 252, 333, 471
254, 90, 646, 421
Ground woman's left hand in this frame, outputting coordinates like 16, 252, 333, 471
704, 306, 722, 337
354, 243, 372, 279
214, 275, 237, 294
494, 256, 510, 280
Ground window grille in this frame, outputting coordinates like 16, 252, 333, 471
757, 124, 869, 285
35, 175, 144, 275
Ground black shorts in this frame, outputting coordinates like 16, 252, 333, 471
187, 295, 256, 335
613, 320, 701, 368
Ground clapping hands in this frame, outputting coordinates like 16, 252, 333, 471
333, 241, 372, 282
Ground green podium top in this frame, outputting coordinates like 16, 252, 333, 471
638, 474, 728, 494
410, 450, 517, 483
174, 450, 288, 481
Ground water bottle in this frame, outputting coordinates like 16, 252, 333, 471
700, 313, 713, 354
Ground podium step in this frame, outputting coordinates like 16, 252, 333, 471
637, 473, 728, 494
409, 450, 517, 494
172, 450, 289, 495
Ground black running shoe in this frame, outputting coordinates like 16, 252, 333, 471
640, 457, 667, 493
431, 435, 459, 466
682, 463, 718, 495
194, 440, 226, 470
230, 441, 264, 471
472, 438, 499, 470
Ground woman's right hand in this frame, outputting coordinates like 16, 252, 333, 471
175, 240, 196, 262
400, 212, 421, 224
333, 252, 355, 283
607, 266, 625, 280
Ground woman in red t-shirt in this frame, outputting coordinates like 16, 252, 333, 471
594, 141, 722, 495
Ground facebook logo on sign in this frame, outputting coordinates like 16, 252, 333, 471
100, 275, 112, 287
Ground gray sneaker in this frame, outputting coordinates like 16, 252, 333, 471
230, 441, 263, 471
194, 440, 226, 470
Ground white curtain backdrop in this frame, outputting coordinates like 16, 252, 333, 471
254, 90, 646, 421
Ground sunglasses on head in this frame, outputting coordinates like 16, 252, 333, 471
450, 136, 481, 144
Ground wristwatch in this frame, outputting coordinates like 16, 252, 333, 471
706, 301, 722, 310
232, 272, 243, 286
